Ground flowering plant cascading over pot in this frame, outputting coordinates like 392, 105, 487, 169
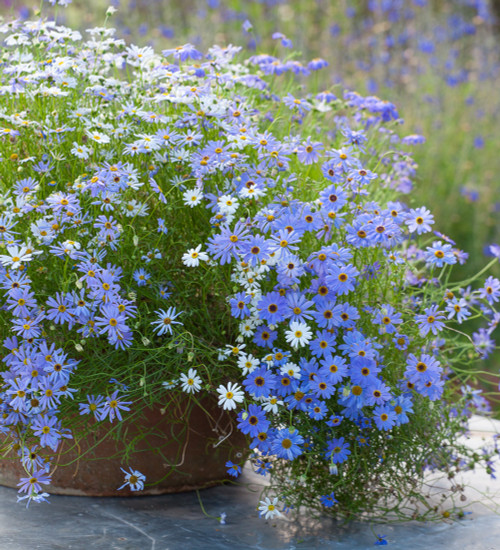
0, 14, 498, 518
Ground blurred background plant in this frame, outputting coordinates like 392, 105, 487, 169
3, 0, 499, 379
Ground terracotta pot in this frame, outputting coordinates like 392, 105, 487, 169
0, 395, 247, 496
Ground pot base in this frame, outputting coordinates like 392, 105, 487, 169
0, 396, 247, 497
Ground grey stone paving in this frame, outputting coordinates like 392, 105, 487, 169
0, 416, 499, 550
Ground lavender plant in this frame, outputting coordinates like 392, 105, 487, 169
0, 10, 498, 520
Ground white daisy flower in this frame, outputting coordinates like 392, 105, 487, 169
226, 343, 246, 357
238, 319, 256, 338
123, 199, 149, 217
284, 321, 312, 349
261, 396, 284, 414
280, 362, 301, 379
86, 130, 110, 144
183, 188, 203, 207
181, 244, 208, 267
217, 194, 239, 215
0, 245, 34, 269
237, 353, 259, 375
239, 185, 265, 199
258, 497, 283, 520
216, 382, 244, 410
162, 379, 178, 390
71, 142, 92, 159
179, 368, 202, 394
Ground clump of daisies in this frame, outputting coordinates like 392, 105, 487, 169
0, 14, 497, 518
